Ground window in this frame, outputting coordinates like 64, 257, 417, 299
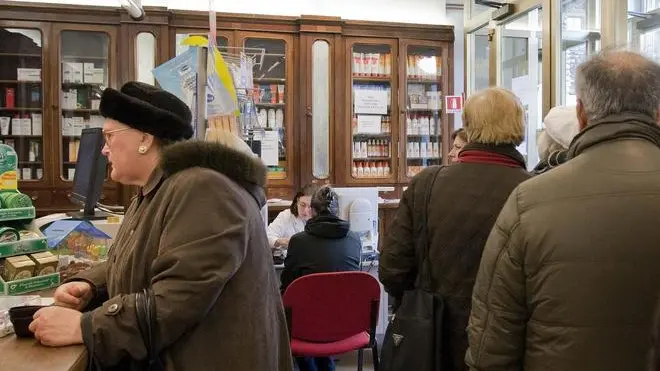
136, 32, 156, 85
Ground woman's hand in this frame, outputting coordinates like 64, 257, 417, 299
53, 281, 93, 311
274, 238, 290, 248
29, 306, 83, 347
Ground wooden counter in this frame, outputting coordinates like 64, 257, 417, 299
0, 336, 87, 371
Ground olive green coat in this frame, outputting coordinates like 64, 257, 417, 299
74, 141, 293, 371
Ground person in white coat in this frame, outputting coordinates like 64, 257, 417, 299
267, 183, 319, 249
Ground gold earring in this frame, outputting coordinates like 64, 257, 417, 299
138, 145, 147, 154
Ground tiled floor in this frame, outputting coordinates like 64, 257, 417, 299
334, 350, 376, 371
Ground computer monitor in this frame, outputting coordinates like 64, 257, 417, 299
334, 187, 379, 255
66, 128, 109, 220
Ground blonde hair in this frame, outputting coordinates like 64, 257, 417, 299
462, 87, 525, 146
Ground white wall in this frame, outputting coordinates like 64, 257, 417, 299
15, 0, 450, 24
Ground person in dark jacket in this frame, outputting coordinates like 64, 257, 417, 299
379, 87, 531, 371
466, 50, 660, 371
280, 185, 362, 371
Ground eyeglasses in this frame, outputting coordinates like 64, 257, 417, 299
103, 127, 132, 146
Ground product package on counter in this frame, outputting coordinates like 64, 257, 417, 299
42, 220, 110, 281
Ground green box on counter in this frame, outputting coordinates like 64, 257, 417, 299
0, 272, 60, 295
0, 230, 48, 259
0, 207, 35, 223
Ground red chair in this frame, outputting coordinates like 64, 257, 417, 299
283, 271, 381, 371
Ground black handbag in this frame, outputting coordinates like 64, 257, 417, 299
381, 166, 444, 371
135, 288, 165, 371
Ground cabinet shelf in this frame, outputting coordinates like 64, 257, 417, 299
61, 109, 99, 113
62, 82, 104, 88
18, 161, 43, 165
255, 103, 285, 108
254, 78, 286, 83
0, 107, 41, 112
352, 75, 391, 83
407, 157, 441, 161
407, 134, 441, 138
0, 135, 43, 139
354, 157, 391, 161
407, 78, 442, 84
353, 133, 391, 138
0, 80, 41, 84
0, 52, 41, 57
61, 55, 108, 61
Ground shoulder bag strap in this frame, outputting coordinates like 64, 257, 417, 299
414, 165, 444, 291
136, 288, 165, 371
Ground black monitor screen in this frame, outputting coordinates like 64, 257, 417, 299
69, 128, 107, 219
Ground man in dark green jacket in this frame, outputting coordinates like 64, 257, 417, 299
466, 51, 660, 371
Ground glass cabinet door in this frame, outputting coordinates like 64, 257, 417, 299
349, 42, 395, 182
0, 27, 45, 182
59, 30, 110, 181
403, 45, 443, 178
245, 37, 290, 181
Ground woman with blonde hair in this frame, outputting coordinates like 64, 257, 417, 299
380, 87, 531, 371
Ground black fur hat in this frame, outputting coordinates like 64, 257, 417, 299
99, 81, 193, 141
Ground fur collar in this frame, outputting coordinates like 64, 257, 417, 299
160, 141, 267, 205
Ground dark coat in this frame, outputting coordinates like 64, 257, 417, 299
280, 215, 362, 292
73, 141, 293, 371
652, 298, 660, 371
467, 113, 660, 371
379, 143, 531, 371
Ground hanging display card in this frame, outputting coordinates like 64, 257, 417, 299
354, 89, 388, 115
259, 131, 279, 166
357, 115, 382, 134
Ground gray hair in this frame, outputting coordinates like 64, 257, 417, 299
576, 50, 660, 122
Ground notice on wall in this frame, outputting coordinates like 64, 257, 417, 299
257, 130, 280, 166
357, 115, 382, 134
354, 89, 388, 115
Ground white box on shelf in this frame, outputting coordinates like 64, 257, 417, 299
11, 118, 21, 136
90, 99, 101, 110
62, 63, 74, 83
20, 117, 32, 136
71, 63, 84, 83
17, 68, 41, 82
31, 114, 42, 136
22, 168, 31, 180
68, 168, 75, 180
62, 117, 74, 136
91, 68, 105, 84
72, 117, 84, 136
83, 63, 95, 83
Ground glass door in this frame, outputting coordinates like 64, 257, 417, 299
241, 34, 294, 185
401, 43, 444, 179
499, 7, 544, 169
467, 25, 491, 94
0, 27, 45, 183
347, 39, 398, 184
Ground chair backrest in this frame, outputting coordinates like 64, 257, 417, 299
283, 271, 381, 343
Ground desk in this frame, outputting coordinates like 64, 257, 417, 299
0, 336, 87, 371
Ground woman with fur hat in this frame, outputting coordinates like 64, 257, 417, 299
28, 81, 293, 371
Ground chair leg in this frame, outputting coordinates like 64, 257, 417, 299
372, 341, 380, 371
357, 349, 364, 371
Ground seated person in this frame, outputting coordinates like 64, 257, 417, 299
280, 185, 362, 371
267, 183, 319, 249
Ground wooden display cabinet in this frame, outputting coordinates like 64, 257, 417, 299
398, 39, 453, 182
0, 3, 125, 216
341, 37, 399, 185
